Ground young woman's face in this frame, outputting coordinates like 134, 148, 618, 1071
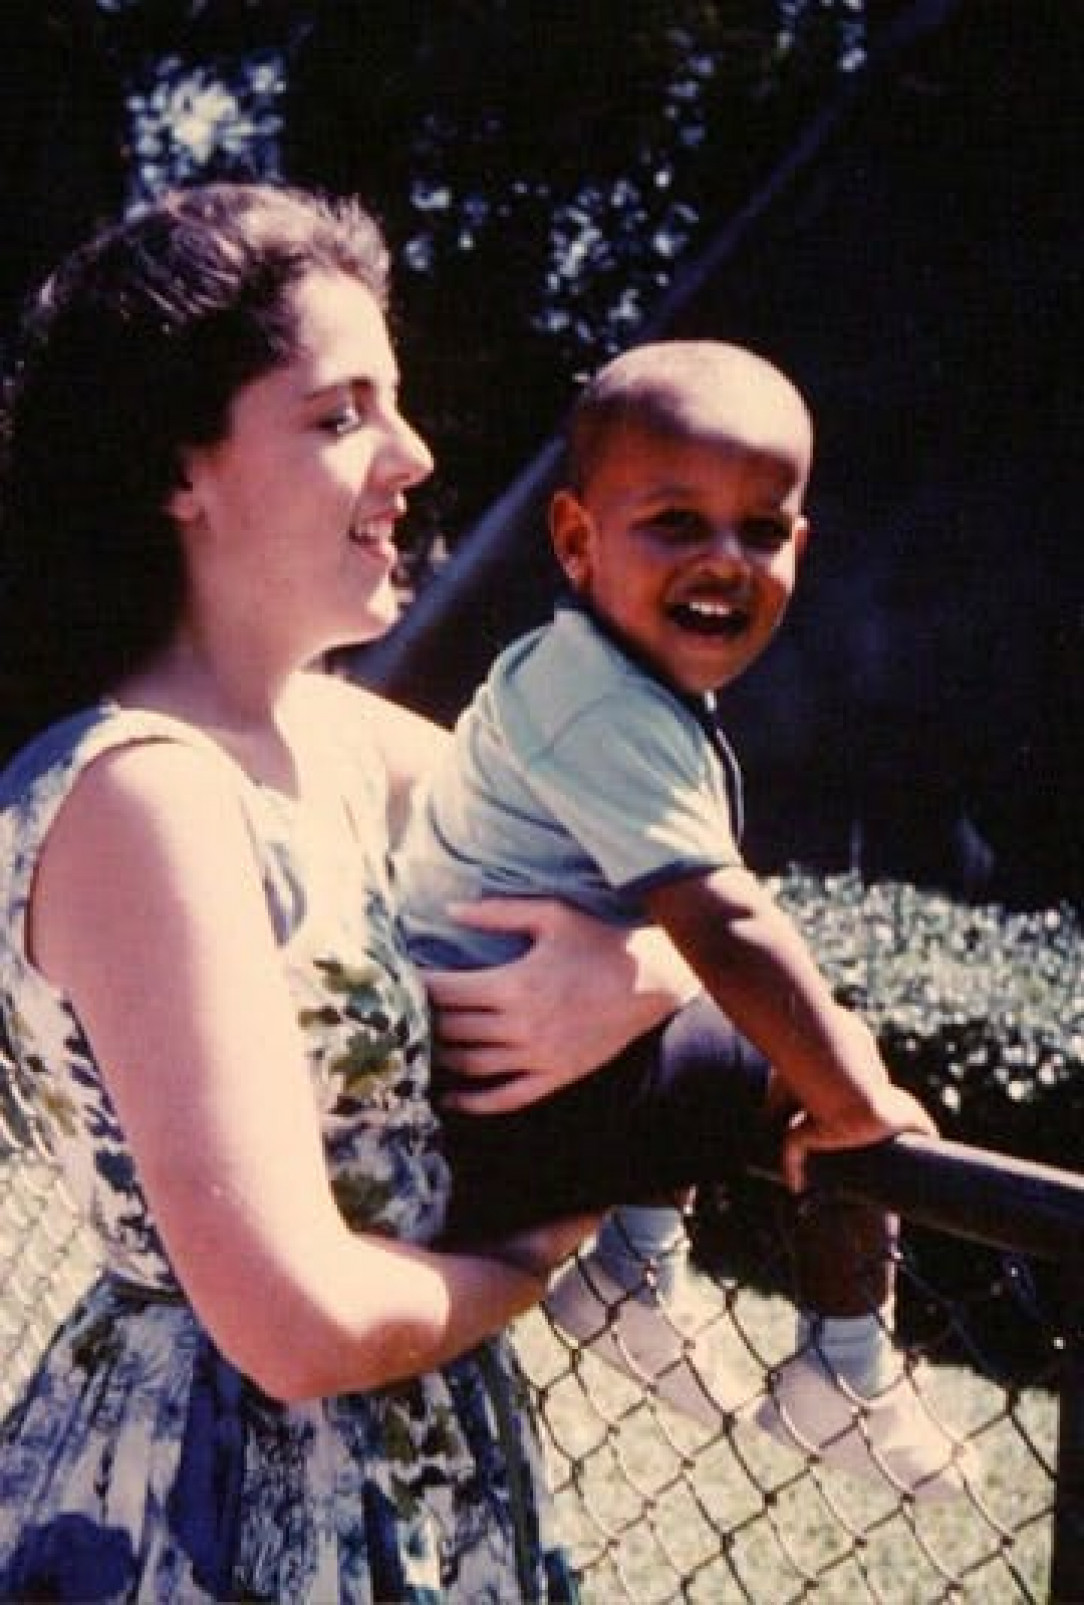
173, 270, 433, 658
551, 425, 808, 696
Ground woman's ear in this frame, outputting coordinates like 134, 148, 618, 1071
549, 489, 595, 589
163, 453, 201, 524
792, 515, 810, 563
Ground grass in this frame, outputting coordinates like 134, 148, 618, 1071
513, 1279, 1057, 1604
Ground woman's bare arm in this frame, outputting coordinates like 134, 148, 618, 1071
30, 742, 586, 1402
352, 684, 451, 843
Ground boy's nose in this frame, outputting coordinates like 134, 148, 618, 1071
705, 527, 748, 568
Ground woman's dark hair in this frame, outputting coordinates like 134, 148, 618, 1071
0, 182, 390, 763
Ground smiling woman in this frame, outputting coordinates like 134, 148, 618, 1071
161, 269, 432, 680
0, 183, 590, 1603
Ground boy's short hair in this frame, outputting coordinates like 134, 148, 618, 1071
566, 339, 812, 492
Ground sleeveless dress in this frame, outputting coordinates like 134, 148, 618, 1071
0, 702, 573, 1603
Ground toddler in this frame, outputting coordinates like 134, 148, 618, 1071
398, 341, 975, 1497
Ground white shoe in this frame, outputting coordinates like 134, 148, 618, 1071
752, 1351, 980, 1500
544, 1255, 743, 1429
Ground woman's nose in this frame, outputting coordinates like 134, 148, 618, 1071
384, 409, 434, 490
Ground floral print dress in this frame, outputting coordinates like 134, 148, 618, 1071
0, 703, 573, 1603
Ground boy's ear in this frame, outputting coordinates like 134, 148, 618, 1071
550, 489, 594, 588
793, 515, 810, 563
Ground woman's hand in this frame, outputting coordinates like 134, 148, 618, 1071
425, 898, 699, 1113
484, 1213, 601, 1282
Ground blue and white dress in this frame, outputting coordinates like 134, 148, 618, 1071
0, 702, 572, 1603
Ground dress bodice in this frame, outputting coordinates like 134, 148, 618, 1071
0, 699, 448, 1290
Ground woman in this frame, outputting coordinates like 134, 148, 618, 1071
0, 183, 680, 1602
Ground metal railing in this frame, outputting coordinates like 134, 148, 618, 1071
2, 1135, 1082, 1602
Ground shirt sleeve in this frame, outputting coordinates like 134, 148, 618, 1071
521, 681, 742, 893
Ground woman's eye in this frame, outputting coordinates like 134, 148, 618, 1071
321, 404, 362, 437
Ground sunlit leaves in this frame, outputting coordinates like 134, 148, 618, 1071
776, 872, 1083, 1163
127, 51, 284, 199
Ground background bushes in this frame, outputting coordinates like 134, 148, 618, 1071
775, 871, 1082, 1171
694, 872, 1082, 1381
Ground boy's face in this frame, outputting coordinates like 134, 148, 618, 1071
551, 424, 809, 696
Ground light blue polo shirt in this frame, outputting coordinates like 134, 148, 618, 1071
395, 606, 743, 969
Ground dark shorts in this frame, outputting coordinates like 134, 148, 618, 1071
441, 992, 771, 1241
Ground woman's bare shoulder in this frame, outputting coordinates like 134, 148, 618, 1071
290, 670, 450, 776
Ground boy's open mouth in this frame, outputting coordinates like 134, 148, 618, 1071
668, 599, 748, 637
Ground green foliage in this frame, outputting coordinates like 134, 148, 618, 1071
691, 872, 1080, 1380
774, 871, 1084, 1170
283, 2, 889, 534
3, 2, 907, 560
126, 51, 286, 201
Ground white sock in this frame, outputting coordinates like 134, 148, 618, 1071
591, 1206, 688, 1300
797, 1308, 897, 1396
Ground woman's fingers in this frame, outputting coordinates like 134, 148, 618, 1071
441, 1071, 557, 1113
431, 1006, 516, 1048
426, 967, 510, 1010
426, 897, 687, 1082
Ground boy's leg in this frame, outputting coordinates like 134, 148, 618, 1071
442, 997, 976, 1493
441, 996, 766, 1426
753, 1076, 976, 1496
542, 1197, 753, 1424
761, 1072, 894, 1316
439, 995, 768, 1243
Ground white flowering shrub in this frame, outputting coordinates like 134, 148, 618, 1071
774, 873, 1083, 1165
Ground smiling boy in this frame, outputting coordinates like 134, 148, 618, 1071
397, 341, 975, 1496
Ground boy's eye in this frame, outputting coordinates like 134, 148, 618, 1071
740, 515, 794, 551
648, 508, 708, 542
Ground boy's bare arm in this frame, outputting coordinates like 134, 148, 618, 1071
645, 866, 934, 1184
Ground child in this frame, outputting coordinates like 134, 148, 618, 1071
398, 341, 975, 1496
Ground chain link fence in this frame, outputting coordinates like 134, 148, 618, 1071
3, 1135, 1081, 1602
523, 1141, 1082, 1603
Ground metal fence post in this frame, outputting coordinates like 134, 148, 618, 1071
1051, 1255, 1084, 1603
